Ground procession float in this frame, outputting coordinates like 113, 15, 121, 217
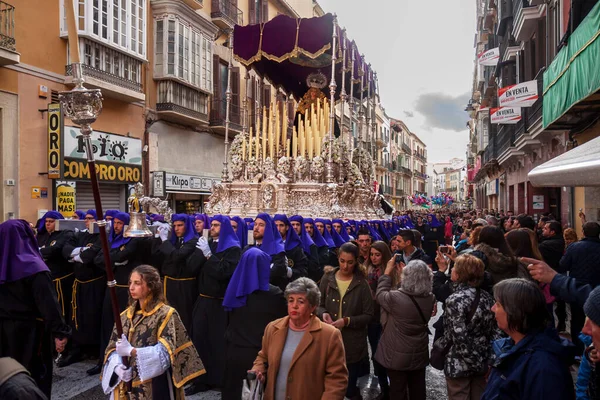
204, 13, 388, 219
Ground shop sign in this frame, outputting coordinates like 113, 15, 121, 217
478, 48, 499, 66
31, 187, 47, 199
153, 171, 165, 197
498, 80, 539, 108
63, 159, 142, 183
490, 107, 522, 124
164, 172, 219, 192
60, 128, 142, 183
47, 104, 62, 179
533, 195, 544, 210
486, 179, 498, 195
63, 127, 142, 165
55, 181, 76, 217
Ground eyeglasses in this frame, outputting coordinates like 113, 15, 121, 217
84, 217, 95, 220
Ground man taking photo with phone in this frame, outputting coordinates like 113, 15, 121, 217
396, 230, 430, 265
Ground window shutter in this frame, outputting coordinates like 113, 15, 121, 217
261, 0, 269, 23
212, 55, 221, 120
263, 85, 271, 108
231, 67, 240, 124
249, 0, 256, 24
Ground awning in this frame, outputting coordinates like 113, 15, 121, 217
543, 1, 600, 130
528, 135, 600, 187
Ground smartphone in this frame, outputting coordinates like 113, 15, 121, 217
203, 228, 210, 239
394, 254, 403, 264
440, 246, 449, 254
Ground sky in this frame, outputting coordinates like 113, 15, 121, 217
318, 0, 476, 163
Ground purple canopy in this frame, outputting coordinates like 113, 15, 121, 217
233, 13, 375, 100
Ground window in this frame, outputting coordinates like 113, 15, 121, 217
249, 0, 269, 24
154, 16, 213, 93
61, 0, 146, 59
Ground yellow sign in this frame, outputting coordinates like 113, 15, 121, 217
48, 104, 62, 179
63, 159, 142, 183
31, 187, 41, 199
56, 182, 76, 217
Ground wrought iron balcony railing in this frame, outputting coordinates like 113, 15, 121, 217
0, 1, 16, 52
157, 80, 209, 122
66, 38, 143, 93
210, 98, 242, 130
211, 0, 243, 26
402, 143, 411, 153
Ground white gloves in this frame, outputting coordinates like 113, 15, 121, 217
158, 225, 170, 242
286, 267, 293, 279
73, 254, 83, 263
114, 364, 133, 382
116, 334, 134, 357
196, 237, 212, 258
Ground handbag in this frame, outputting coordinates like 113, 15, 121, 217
430, 288, 481, 371
242, 371, 264, 400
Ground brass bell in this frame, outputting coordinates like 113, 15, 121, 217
124, 212, 153, 238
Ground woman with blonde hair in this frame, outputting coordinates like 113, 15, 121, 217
101, 265, 204, 399
564, 228, 578, 249
318, 242, 374, 400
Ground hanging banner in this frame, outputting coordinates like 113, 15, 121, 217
478, 48, 500, 66
55, 181, 76, 217
47, 104, 63, 179
498, 80, 539, 107
490, 107, 522, 124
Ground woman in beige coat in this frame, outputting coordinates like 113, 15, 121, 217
251, 277, 348, 400
375, 259, 435, 400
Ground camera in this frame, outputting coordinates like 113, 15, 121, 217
440, 246, 449, 254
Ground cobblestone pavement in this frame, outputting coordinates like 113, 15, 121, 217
51, 307, 447, 399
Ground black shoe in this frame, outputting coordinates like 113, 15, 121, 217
86, 364, 102, 376
57, 352, 81, 368
184, 383, 211, 395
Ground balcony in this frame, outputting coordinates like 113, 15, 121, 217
0, 1, 19, 65
182, 0, 203, 10
211, 0, 243, 28
65, 38, 144, 102
395, 189, 405, 197
483, 139, 497, 164
209, 97, 242, 135
527, 70, 544, 128
399, 166, 412, 176
401, 142, 411, 153
156, 80, 209, 127
413, 151, 426, 162
513, 0, 546, 42
496, 124, 515, 158
496, 0, 513, 37
414, 171, 427, 180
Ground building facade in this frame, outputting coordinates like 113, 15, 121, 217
465, 0, 596, 224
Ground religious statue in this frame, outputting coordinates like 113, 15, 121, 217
294, 71, 340, 138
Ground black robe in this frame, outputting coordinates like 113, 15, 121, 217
0, 272, 71, 397
94, 237, 149, 358
222, 286, 287, 400
190, 241, 241, 387
38, 230, 75, 323
153, 237, 198, 333
62, 231, 104, 349
307, 243, 323, 283
285, 244, 309, 281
